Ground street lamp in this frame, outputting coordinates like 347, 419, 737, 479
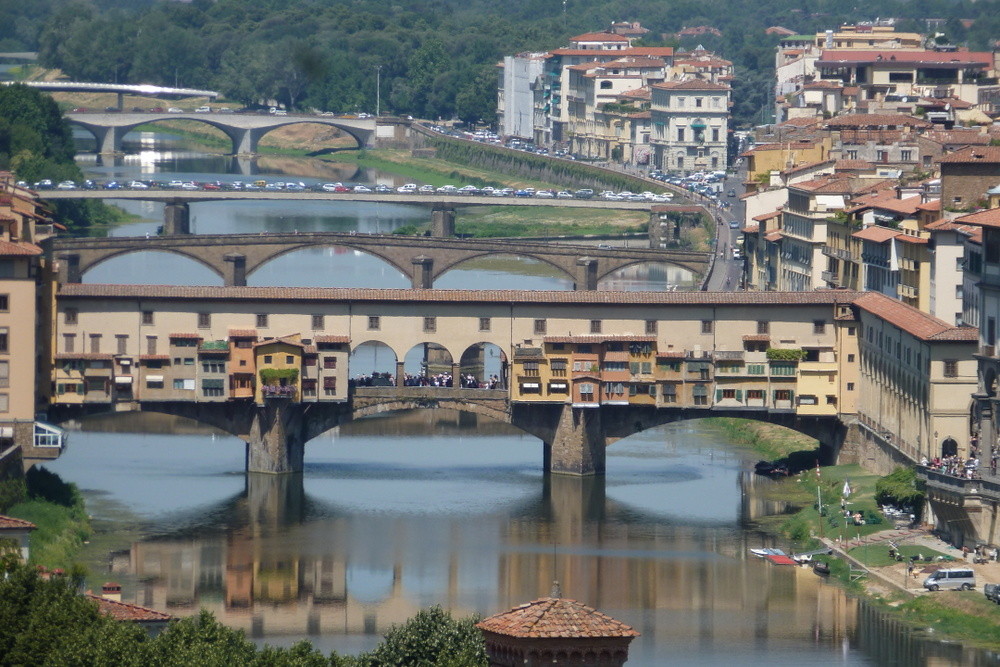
375, 65, 383, 118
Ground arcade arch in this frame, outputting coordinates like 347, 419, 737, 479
349, 341, 397, 384
403, 343, 453, 385
458, 342, 507, 388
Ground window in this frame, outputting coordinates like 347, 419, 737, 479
522, 360, 540, 376
600, 80, 612, 89
116, 335, 128, 355
813, 320, 826, 335
662, 384, 677, 403
534, 319, 547, 335
677, 128, 685, 142
64, 308, 78, 325
89, 334, 101, 354
943, 360, 958, 378
0, 360, 7, 388
846, 150, 858, 160
774, 389, 792, 402
0, 393, 8, 413
323, 377, 337, 395
303, 355, 316, 367
677, 97, 685, 107
285, 355, 294, 364
368, 316, 380, 330
847, 326, 856, 336
146, 336, 157, 355
183, 357, 195, 365
826, 395, 837, 405
645, 319, 657, 335
323, 356, 337, 369
479, 317, 491, 332
141, 311, 154, 325
310, 314, 324, 330
256, 313, 269, 328
202, 361, 225, 373
63, 333, 75, 354
847, 354, 855, 363
198, 313, 211, 329
173, 378, 195, 391
302, 378, 317, 396
423, 317, 436, 333
548, 381, 569, 394
756, 320, 769, 334
695, 97, 703, 107
747, 363, 765, 375
901, 150, 912, 162
747, 389, 764, 401
712, 128, 719, 142
264, 355, 273, 364
701, 320, 713, 334
641, 362, 652, 374
202, 379, 225, 397
590, 319, 602, 334
579, 383, 595, 401
847, 382, 855, 391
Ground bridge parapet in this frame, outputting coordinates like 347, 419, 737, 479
918, 466, 1000, 548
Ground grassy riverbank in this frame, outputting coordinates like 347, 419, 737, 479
3, 467, 90, 569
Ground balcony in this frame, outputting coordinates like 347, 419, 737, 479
713, 350, 744, 361
821, 270, 840, 284
897, 284, 919, 299
261, 384, 297, 399
822, 247, 852, 261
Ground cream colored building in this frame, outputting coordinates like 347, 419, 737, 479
650, 79, 730, 173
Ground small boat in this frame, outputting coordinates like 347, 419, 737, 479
813, 561, 831, 576
750, 548, 787, 558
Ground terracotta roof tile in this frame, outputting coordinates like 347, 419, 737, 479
315, 335, 350, 344
169, 332, 201, 339
939, 146, 1000, 164
953, 207, 1000, 229
58, 283, 866, 307
742, 334, 771, 341
55, 353, 114, 361
818, 50, 993, 67
743, 224, 760, 233
764, 231, 784, 242
543, 335, 656, 344
477, 597, 639, 639
86, 595, 172, 623
752, 211, 782, 222
852, 226, 900, 242
823, 113, 932, 129
570, 32, 630, 42
228, 328, 257, 338
853, 292, 978, 341
652, 79, 730, 91
139, 355, 170, 361
0, 240, 42, 256
0, 514, 36, 530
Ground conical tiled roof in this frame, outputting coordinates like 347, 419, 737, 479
477, 597, 639, 639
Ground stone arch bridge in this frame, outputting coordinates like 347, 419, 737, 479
47, 232, 710, 290
65, 111, 377, 155
50, 388, 845, 476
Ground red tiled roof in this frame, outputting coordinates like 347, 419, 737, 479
0, 514, 36, 530
916, 200, 941, 212
477, 597, 639, 639
168, 332, 201, 339
742, 224, 759, 233
0, 240, 42, 256
853, 292, 978, 342
653, 79, 730, 91
835, 159, 877, 171
896, 234, 928, 245
852, 226, 900, 243
823, 113, 932, 129
792, 176, 856, 194
847, 193, 922, 216
55, 353, 114, 360
764, 231, 783, 242
86, 595, 172, 623
139, 355, 170, 361
742, 334, 771, 341
603, 350, 630, 362
656, 351, 685, 358
315, 335, 350, 343
254, 336, 304, 349
817, 50, 993, 67
752, 211, 782, 222
939, 146, 1000, 164
952, 208, 1000, 229
58, 283, 868, 307
228, 328, 257, 338
570, 32, 630, 43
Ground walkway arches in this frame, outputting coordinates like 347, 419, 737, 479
247, 245, 409, 288
433, 253, 575, 290
349, 341, 398, 384
403, 343, 454, 385
82, 249, 224, 285
458, 342, 507, 388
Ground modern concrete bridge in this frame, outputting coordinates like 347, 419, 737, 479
47, 231, 710, 289
65, 111, 377, 155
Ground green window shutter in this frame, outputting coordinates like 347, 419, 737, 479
736, 389, 743, 401
630, 362, 640, 374
715, 389, 722, 402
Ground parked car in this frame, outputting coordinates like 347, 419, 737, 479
195, 106, 211, 113
924, 567, 976, 591
167, 107, 183, 113
55, 180, 77, 190
984, 583, 1000, 604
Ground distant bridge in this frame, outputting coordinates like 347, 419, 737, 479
47, 231, 710, 289
64, 111, 377, 155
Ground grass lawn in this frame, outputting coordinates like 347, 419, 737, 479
847, 544, 953, 568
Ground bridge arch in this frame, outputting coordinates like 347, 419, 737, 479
349, 394, 512, 424
458, 342, 508, 387
250, 119, 367, 151
349, 340, 399, 382
403, 342, 454, 384
432, 252, 577, 288
247, 243, 411, 287
80, 248, 226, 285
594, 258, 697, 286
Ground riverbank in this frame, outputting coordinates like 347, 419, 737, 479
3, 467, 90, 569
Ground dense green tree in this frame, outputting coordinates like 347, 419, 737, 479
350, 606, 488, 667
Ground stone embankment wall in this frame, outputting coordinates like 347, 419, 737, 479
838, 420, 915, 475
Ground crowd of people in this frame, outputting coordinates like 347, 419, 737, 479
922, 455, 980, 479
349, 372, 504, 389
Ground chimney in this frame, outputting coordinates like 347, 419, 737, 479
101, 582, 122, 602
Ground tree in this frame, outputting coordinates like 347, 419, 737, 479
352, 606, 488, 667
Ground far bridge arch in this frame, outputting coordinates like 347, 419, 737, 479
432, 252, 578, 288
78, 248, 226, 285
246, 243, 411, 288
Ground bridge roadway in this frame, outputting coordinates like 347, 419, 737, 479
65, 111, 377, 155
48, 231, 710, 289
40, 188, 659, 211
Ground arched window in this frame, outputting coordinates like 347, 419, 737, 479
600, 80, 613, 89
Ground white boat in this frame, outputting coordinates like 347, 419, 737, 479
750, 548, 786, 558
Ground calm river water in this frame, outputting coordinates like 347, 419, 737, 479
46, 132, 1000, 664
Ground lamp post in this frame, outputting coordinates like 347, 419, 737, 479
375, 65, 383, 118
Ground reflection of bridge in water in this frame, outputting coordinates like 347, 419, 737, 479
108, 470, 855, 648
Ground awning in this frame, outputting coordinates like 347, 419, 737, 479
549, 382, 568, 389
115, 376, 133, 385
521, 382, 540, 389
145, 375, 164, 383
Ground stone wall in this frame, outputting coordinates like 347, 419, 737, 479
838, 420, 915, 475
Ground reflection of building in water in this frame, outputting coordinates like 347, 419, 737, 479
111, 472, 855, 648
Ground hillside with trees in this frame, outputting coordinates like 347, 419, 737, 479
7, 0, 1000, 127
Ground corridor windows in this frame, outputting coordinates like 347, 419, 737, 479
198, 313, 211, 329
116, 335, 128, 355
256, 313, 269, 328
701, 320, 713, 334
312, 315, 324, 330
62, 333, 75, 354
64, 308, 78, 325
645, 320, 657, 335
0, 360, 7, 388
423, 317, 436, 333
89, 334, 102, 354
756, 320, 769, 334
141, 311, 154, 325
368, 316, 380, 330
943, 360, 958, 378
813, 320, 826, 335
534, 319, 547, 335
590, 319, 602, 334
146, 336, 157, 355
479, 317, 491, 332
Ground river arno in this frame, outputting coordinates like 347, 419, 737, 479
47, 134, 1000, 664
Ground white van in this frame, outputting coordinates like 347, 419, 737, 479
924, 567, 976, 591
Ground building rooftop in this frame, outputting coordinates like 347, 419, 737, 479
951, 207, 1000, 229
652, 79, 730, 91
85, 594, 172, 624
817, 49, 993, 67
823, 113, 932, 129
939, 146, 1000, 164
853, 292, 978, 341
0, 515, 36, 530
852, 225, 901, 243
476, 596, 639, 639
570, 32, 631, 43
